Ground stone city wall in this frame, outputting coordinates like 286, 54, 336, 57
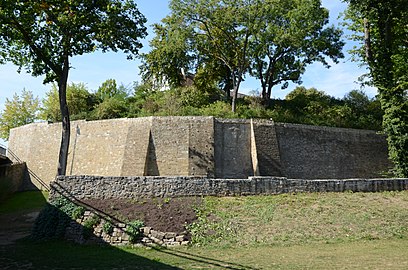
51, 175, 408, 199
274, 123, 391, 179
8, 116, 392, 189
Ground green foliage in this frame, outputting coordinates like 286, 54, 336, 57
126, 220, 144, 243
0, 0, 147, 82
0, 0, 147, 176
344, 0, 408, 176
249, 0, 344, 101
140, 15, 195, 88
142, 0, 344, 110
31, 196, 86, 240
40, 83, 95, 122
0, 89, 40, 140
103, 220, 114, 235
92, 96, 129, 120
83, 215, 101, 239
264, 86, 383, 129
31, 203, 71, 240
71, 206, 85, 220
382, 82, 408, 177
199, 101, 238, 119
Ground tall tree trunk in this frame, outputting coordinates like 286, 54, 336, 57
363, 18, 373, 62
231, 73, 243, 113
57, 57, 70, 176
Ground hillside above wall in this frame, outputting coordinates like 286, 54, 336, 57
8, 117, 392, 189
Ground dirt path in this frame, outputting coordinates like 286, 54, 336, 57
0, 210, 40, 245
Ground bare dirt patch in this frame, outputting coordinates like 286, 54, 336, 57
81, 197, 202, 234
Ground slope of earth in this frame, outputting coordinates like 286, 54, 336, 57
82, 197, 202, 233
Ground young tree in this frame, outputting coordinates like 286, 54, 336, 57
0, 89, 40, 140
0, 1, 147, 176
343, 0, 408, 176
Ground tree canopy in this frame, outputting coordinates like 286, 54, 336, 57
0, 89, 40, 140
0, 0, 147, 175
343, 0, 408, 176
141, 0, 344, 111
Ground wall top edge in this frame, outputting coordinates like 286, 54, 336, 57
274, 122, 381, 134
10, 116, 380, 134
55, 175, 408, 182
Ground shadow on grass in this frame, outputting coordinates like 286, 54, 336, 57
49, 183, 257, 269
151, 246, 259, 270
0, 239, 180, 270
4, 188, 255, 270
0, 201, 180, 270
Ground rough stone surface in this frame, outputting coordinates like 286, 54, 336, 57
8, 117, 392, 189
274, 123, 391, 179
51, 175, 408, 199
64, 212, 189, 247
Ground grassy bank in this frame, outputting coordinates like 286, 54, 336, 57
189, 191, 408, 248
1, 190, 408, 269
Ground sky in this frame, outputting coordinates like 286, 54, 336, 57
0, 0, 375, 119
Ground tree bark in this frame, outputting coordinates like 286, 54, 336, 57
363, 18, 373, 62
231, 72, 243, 113
57, 56, 70, 176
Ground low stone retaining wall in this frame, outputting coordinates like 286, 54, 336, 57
65, 210, 189, 247
51, 175, 408, 247
51, 176, 408, 200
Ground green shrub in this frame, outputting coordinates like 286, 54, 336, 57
31, 196, 87, 240
83, 215, 101, 239
200, 101, 237, 118
102, 220, 114, 235
31, 203, 71, 240
126, 220, 144, 243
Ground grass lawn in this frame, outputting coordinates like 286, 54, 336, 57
1, 238, 408, 269
1, 190, 408, 269
0, 190, 48, 214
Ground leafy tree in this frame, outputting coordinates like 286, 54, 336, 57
0, 0, 147, 175
250, 0, 344, 104
93, 80, 130, 120
343, 90, 382, 130
96, 79, 129, 101
0, 89, 39, 140
41, 83, 95, 122
144, 0, 344, 112
343, 0, 408, 176
140, 16, 195, 89
172, 0, 255, 112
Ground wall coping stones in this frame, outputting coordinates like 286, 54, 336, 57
51, 175, 408, 200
